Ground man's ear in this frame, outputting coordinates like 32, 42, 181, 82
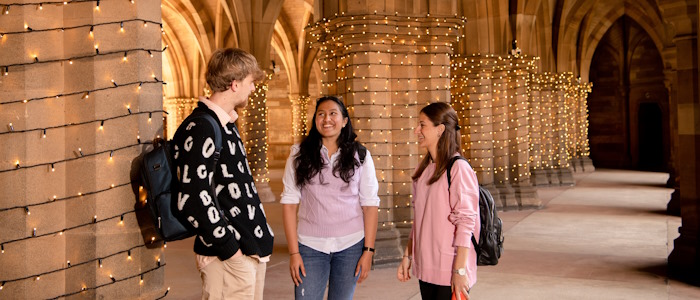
230, 79, 240, 92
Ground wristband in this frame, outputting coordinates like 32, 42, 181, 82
289, 252, 300, 256
362, 246, 375, 253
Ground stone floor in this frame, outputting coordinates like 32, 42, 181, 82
163, 169, 700, 299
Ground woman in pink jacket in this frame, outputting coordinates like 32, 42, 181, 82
397, 102, 480, 300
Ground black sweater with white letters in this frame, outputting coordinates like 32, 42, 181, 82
172, 103, 274, 260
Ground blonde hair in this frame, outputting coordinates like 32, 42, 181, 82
205, 48, 265, 93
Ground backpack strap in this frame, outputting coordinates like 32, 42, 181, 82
357, 144, 367, 164
446, 155, 482, 255
446, 156, 469, 189
189, 111, 223, 156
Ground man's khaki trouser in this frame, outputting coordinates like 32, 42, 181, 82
200, 255, 266, 300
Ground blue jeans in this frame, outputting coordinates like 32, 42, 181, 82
295, 239, 364, 300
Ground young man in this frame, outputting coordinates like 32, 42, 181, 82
172, 48, 274, 299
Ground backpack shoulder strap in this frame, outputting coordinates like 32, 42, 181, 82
188, 111, 223, 152
357, 144, 367, 164
446, 156, 469, 189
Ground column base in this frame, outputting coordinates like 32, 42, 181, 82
581, 157, 595, 172
373, 226, 404, 268
512, 182, 541, 209
667, 189, 681, 216
555, 166, 575, 186
492, 183, 519, 211
668, 227, 700, 284
546, 169, 561, 185
255, 182, 276, 203
530, 169, 550, 186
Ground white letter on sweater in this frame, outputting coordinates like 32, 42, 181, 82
182, 165, 191, 183
221, 165, 234, 178
200, 190, 212, 206
207, 207, 220, 223
228, 182, 241, 199
202, 138, 215, 158
177, 192, 189, 211
213, 226, 226, 238
197, 165, 207, 179
247, 204, 256, 220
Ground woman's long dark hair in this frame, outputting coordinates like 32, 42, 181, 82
294, 96, 361, 188
412, 102, 462, 185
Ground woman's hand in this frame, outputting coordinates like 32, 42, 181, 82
289, 253, 306, 286
355, 251, 373, 284
396, 256, 412, 282
451, 273, 471, 300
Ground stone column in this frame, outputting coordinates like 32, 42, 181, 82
664, 70, 681, 215
529, 73, 549, 185
668, 32, 700, 277
507, 56, 539, 208
451, 54, 502, 207
309, 11, 464, 266
570, 80, 594, 173
550, 73, 574, 185
491, 58, 518, 209
0, 1, 165, 298
239, 81, 276, 202
290, 94, 311, 143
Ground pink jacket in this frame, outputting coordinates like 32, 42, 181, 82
411, 157, 480, 287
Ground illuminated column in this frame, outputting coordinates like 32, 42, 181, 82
570, 80, 594, 172
507, 56, 538, 208
451, 54, 502, 207
162, 97, 197, 139
239, 80, 275, 202
551, 73, 574, 185
0, 1, 166, 298
290, 94, 311, 143
491, 58, 518, 208
529, 73, 549, 185
308, 12, 465, 265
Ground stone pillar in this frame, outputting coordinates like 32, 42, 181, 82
664, 70, 681, 215
491, 58, 518, 209
570, 80, 594, 173
290, 94, 311, 143
309, 11, 464, 266
668, 32, 700, 277
452, 55, 503, 207
551, 73, 574, 185
0, 0, 165, 298
239, 81, 276, 202
529, 73, 549, 186
507, 56, 539, 208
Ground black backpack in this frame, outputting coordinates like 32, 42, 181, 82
447, 156, 504, 266
140, 111, 224, 242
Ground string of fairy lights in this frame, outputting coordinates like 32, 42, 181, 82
239, 76, 272, 184
0, 0, 170, 298
291, 95, 310, 139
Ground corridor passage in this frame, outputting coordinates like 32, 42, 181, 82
165, 169, 700, 299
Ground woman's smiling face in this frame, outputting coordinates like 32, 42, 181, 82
315, 100, 348, 140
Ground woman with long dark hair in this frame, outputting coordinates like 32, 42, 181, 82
281, 96, 379, 300
397, 102, 480, 300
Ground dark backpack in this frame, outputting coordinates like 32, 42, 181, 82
447, 156, 504, 266
140, 111, 224, 242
